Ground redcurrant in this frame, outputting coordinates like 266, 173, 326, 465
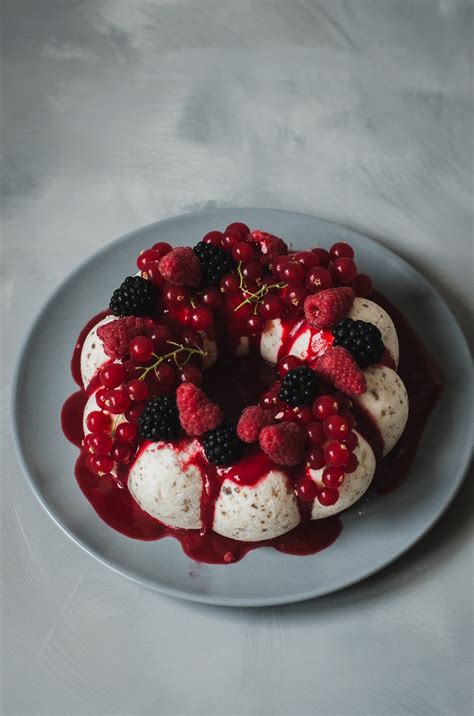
311, 248, 331, 267
151, 241, 172, 258
225, 222, 250, 237
324, 441, 350, 467
130, 336, 155, 363
178, 364, 202, 385
294, 251, 319, 270
83, 432, 112, 456
104, 390, 131, 415
344, 431, 359, 451
323, 415, 349, 440
220, 273, 240, 294
277, 355, 303, 378
317, 488, 339, 506
322, 466, 345, 488
331, 258, 357, 284
280, 261, 305, 285
126, 379, 149, 402
258, 295, 284, 319
285, 286, 309, 310
137, 249, 162, 271
296, 478, 318, 502
345, 453, 359, 473
246, 315, 265, 334
100, 363, 126, 389
202, 231, 223, 246
306, 447, 326, 470
312, 395, 339, 421
306, 267, 332, 293
86, 410, 111, 433
115, 422, 137, 444
201, 287, 221, 310
189, 307, 213, 331
232, 242, 254, 262
111, 444, 132, 464
329, 242, 354, 261
306, 422, 325, 445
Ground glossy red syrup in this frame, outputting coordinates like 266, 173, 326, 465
61, 391, 87, 447
61, 291, 442, 564
71, 449, 340, 563
370, 291, 443, 493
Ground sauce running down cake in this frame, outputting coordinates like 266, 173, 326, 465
62, 223, 442, 563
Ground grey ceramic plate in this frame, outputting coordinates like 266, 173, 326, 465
12, 209, 472, 607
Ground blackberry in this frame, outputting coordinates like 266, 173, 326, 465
332, 318, 384, 368
110, 276, 156, 317
138, 396, 182, 442
202, 423, 244, 466
279, 366, 319, 407
193, 241, 236, 287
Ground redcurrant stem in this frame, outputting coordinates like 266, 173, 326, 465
234, 263, 287, 312
137, 341, 207, 381
110, 415, 121, 436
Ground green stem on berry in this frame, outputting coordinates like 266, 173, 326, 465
234, 262, 287, 313
110, 415, 122, 438
137, 341, 207, 381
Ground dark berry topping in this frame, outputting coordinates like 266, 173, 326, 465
110, 276, 156, 317
193, 241, 236, 287
138, 396, 182, 442
278, 366, 319, 407
332, 318, 384, 368
202, 423, 244, 466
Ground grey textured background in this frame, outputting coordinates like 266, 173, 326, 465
1, 1, 473, 715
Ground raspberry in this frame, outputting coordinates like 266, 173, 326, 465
97, 317, 146, 360
250, 230, 288, 263
176, 383, 223, 436
304, 287, 354, 330
259, 422, 306, 466
315, 346, 366, 396
159, 247, 201, 287
237, 406, 273, 443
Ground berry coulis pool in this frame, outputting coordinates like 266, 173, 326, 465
61, 227, 443, 564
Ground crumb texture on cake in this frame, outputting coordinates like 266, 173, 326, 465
353, 366, 409, 455
128, 439, 203, 529
213, 471, 300, 541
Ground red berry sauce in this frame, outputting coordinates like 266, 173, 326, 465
61, 287, 442, 564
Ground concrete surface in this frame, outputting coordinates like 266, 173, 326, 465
1, 1, 473, 714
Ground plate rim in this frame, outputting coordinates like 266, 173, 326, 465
10, 207, 473, 607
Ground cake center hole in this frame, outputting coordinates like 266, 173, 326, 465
202, 355, 277, 421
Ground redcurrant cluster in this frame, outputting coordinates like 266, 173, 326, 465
207, 223, 288, 335
259, 354, 359, 507
136, 241, 172, 287
298, 394, 359, 507
213, 234, 371, 333
136, 241, 216, 331
276, 242, 371, 312
84, 330, 207, 476
84, 363, 147, 474
135, 228, 371, 342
